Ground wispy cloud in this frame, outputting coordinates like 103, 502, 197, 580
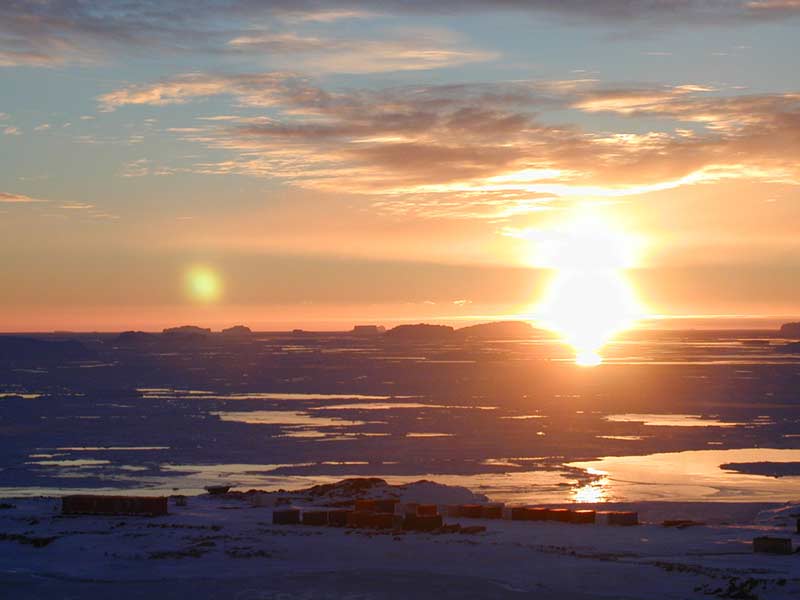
102, 72, 800, 218
97, 72, 304, 111
0, 192, 46, 203
2, 1, 799, 68
227, 30, 497, 73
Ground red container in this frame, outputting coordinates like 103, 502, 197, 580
62, 495, 167, 517
547, 508, 572, 522
327, 509, 350, 527
570, 509, 596, 524
459, 504, 483, 518
403, 502, 419, 516
417, 504, 438, 516
510, 507, 529, 521
374, 499, 399, 513
403, 514, 443, 531
525, 507, 548, 521
346, 510, 374, 528
273, 508, 301, 525
368, 512, 398, 529
354, 499, 378, 512
607, 511, 638, 526
302, 510, 329, 526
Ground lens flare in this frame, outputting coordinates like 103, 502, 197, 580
531, 209, 645, 365
186, 266, 221, 302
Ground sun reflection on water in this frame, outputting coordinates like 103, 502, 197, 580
573, 471, 610, 503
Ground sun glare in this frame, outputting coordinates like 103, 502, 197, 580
531, 209, 644, 366
186, 266, 221, 302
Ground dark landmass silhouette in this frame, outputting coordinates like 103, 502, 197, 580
721, 461, 800, 477
0, 336, 92, 362
385, 323, 455, 341
454, 320, 539, 340
163, 325, 212, 336
779, 322, 800, 338
221, 325, 253, 337
114, 331, 158, 345
780, 341, 800, 353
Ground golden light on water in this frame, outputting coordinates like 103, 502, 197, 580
530, 209, 645, 366
573, 471, 610, 503
186, 266, 221, 302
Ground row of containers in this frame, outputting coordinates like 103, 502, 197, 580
272, 500, 638, 530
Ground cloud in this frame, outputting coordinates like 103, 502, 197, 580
0, 192, 46, 203
227, 30, 497, 73
2, 1, 799, 68
97, 72, 306, 111
100, 72, 795, 218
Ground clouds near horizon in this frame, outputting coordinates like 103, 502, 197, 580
97, 72, 800, 218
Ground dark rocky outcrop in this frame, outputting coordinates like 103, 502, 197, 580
114, 331, 158, 344
385, 324, 455, 341
721, 461, 800, 477
779, 322, 800, 338
780, 341, 800, 353
221, 325, 252, 337
163, 325, 212, 336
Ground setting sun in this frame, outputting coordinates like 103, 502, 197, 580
531, 210, 645, 365
186, 266, 221, 303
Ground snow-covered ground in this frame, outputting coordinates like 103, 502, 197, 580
1, 479, 798, 599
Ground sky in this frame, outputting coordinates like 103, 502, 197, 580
1, 1, 799, 332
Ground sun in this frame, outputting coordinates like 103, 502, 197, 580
186, 266, 221, 302
529, 208, 645, 365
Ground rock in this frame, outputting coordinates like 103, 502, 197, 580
221, 325, 252, 337
460, 526, 487, 535
114, 331, 157, 344
384, 324, 454, 341
780, 342, 800, 353
162, 325, 212, 339
779, 322, 800, 338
